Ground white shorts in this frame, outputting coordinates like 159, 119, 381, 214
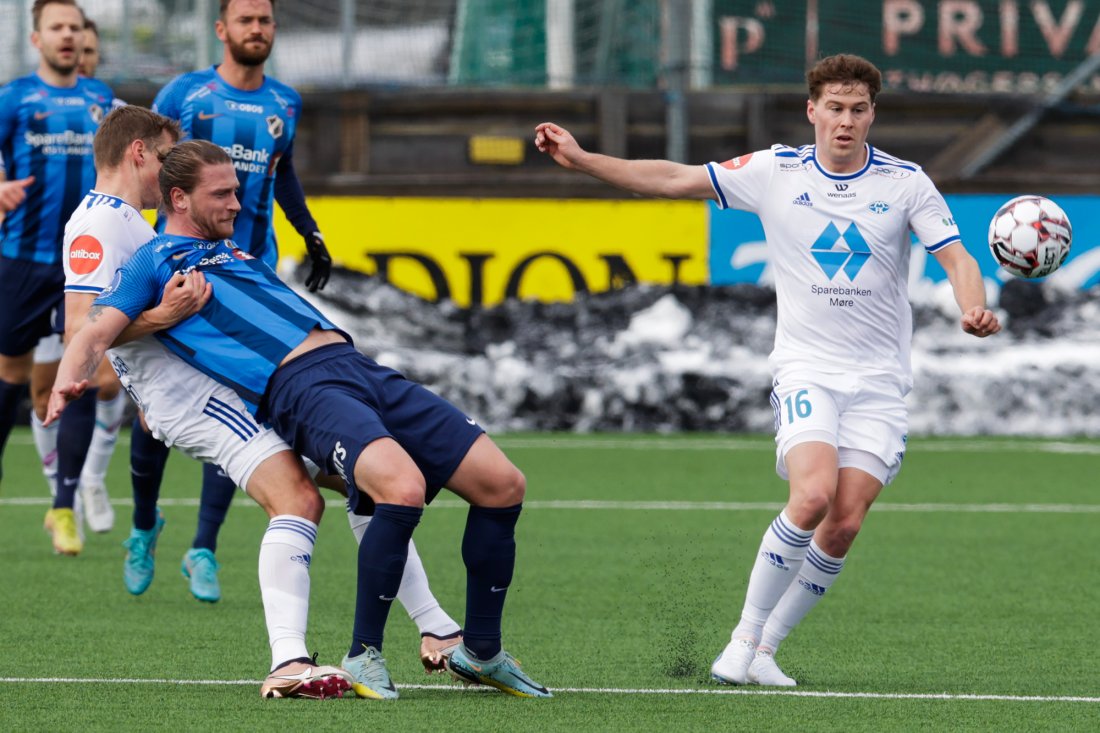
34, 334, 64, 364
770, 367, 908, 486
145, 383, 290, 490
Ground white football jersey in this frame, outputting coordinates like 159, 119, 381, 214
706, 144, 962, 390
62, 192, 224, 442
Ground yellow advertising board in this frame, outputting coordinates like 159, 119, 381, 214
273, 198, 707, 307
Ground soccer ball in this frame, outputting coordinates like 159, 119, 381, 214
987, 195, 1072, 279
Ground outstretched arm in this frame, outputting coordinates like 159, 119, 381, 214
534, 122, 715, 200
933, 243, 1001, 337
46, 304, 133, 425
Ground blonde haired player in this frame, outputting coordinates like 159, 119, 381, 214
536, 53, 999, 686
55, 106, 462, 698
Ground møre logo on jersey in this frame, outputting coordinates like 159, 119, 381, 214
69, 235, 104, 275
810, 222, 872, 280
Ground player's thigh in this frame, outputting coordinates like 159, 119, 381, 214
375, 372, 484, 502
93, 358, 121, 398
244, 450, 324, 521
772, 372, 842, 482
836, 377, 908, 485
29, 359, 58, 408
156, 387, 289, 491
444, 433, 525, 508
352, 436, 426, 507
815, 463, 885, 555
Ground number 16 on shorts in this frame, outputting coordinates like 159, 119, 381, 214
771, 384, 814, 429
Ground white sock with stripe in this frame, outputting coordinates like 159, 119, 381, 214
30, 411, 58, 497
759, 539, 846, 653
259, 515, 317, 671
731, 511, 814, 643
347, 509, 461, 638
80, 392, 127, 486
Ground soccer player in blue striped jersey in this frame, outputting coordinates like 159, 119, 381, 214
536, 54, 1000, 687
151, 0, 332, 597
0, 0, 119, 553
51, 140, 550, 699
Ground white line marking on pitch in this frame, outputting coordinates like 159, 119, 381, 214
0, 678, 1095, 703
495, 437, 1100, 455
6, 434, 1100, 455
1, 497, 1097, 513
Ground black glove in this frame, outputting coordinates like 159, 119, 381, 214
303, 231, 332, 292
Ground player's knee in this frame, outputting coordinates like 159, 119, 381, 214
787, 489, 830, 528
96, 379, 121, 400
483, 464, 526, 507
819, 520, 861, 555
292, 486, 326, 524
271, 484, 325, 523
368, 473, 426, 508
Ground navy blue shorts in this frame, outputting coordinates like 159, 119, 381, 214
0, 257, 64, 357
264, 342, 485, 514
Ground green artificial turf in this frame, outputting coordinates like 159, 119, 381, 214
1, 430, 1097, 731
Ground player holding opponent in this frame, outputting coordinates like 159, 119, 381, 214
535, 54, 1000, 686
52, 110, 462, 696
50, 140, 551, 700
0, 0, 120, 554
150, 0, 332, 602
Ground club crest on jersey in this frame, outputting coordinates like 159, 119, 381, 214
810, 221, 872, 280
88, 103, 104, 124
266, 114, 284, 139
869, 200, 890, 214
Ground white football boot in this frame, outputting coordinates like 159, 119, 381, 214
747, 649, 796, 686
711, 637, 757, 685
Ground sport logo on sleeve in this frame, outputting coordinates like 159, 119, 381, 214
720, 153, 753, 170
69, 235, 104, 275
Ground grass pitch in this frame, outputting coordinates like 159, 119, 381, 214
1, 430, 1098, 731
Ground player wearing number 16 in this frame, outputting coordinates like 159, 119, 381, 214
536, 53, 1000, 686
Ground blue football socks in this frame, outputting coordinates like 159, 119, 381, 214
461, 504, 522, 660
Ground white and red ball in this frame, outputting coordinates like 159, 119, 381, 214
988, 195, 1072, 279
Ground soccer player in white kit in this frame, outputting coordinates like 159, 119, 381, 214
535, 54, 1000, 686
56, 106, 463, 698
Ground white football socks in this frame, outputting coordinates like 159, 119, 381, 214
347, 510, 462, 638
259, 515, 317, 670
30, 411, 58, 497
731, 511, 814, 643
80, 393, 126, 486
759, 539, 846, 653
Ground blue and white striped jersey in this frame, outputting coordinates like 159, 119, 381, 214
0, 73, 117, 264
95, 234, 342, 415
152, 68, 303, 269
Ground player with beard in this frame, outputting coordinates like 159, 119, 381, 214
149, 0, 335, 606
50, 140, 551, 700
0, 0, 119, 554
